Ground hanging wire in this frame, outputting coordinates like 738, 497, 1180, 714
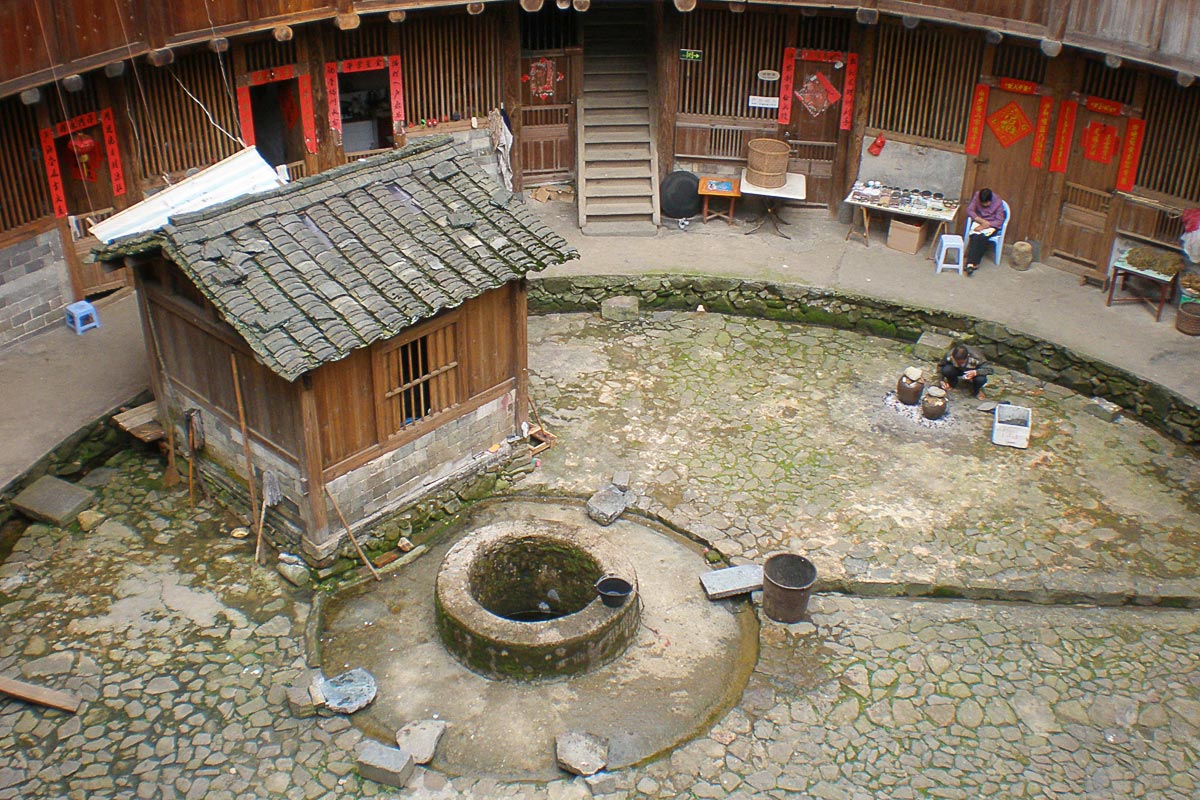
167, 69, 244, 147
110, 0, 170, 182
202, 0, 241, 139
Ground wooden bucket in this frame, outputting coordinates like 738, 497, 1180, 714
1177, 301, 1200, 335
746, 138, 790, 189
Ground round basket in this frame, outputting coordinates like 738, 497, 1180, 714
1176, 300, 1200, 335
746, 138, 790, 189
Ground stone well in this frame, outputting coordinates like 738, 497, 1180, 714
434, 518, 640, 680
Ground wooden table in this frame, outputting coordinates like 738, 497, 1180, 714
739, 169, 807, 238
1105, 251, 1179, 322
698, 176, 741, 224
843, 193, 959, 253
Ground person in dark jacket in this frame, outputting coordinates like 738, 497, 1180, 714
939, 344, 990, 399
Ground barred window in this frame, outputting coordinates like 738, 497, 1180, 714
373, 320, 459, 436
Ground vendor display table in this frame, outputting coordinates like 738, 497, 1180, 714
844, 193, 959, 253
698, 176, 741, 225
1105, 250, 1179, 322
740, 169, 807, 238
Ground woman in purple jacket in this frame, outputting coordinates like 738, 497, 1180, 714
963, 187, 1006, 276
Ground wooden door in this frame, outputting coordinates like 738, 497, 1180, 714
1049, 102, 1129, 269
970, 82, 1053, 243
518, 51, 578, 186
781, 50, 854, 205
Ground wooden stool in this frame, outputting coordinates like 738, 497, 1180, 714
698, 176, 741, 225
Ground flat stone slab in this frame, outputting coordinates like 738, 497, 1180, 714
915, 331, 954, 363
12, 475, 93, 527
700, 564, 764, 600
315, 668, 377, 714
395, 719, 447, 764
586, 485, 631, 526
1085, 397, 1123, 422
601, 295, 639, 322
357, 741, 415, 788
556, 731, 608, 776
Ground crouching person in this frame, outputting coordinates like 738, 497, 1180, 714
939, 344, 991, 399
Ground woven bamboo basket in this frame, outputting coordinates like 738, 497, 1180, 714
745, 138, 790, 189
1177, 300, 1200, 335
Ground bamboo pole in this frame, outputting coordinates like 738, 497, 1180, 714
325, 486, 382, 581
229, 353, 260, 533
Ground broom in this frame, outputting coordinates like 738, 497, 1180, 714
255, 470, 282, 565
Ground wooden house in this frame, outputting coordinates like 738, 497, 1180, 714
96, 137, 576, 563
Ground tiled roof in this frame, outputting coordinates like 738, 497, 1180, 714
97, 137, 576, 381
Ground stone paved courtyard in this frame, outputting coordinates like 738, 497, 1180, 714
1, 311, 1198, 799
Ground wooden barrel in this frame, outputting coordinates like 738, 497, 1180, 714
746, 138, 790, 189
1177, 301, 1200, 335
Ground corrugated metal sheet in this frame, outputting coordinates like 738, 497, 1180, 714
90, 148, 285, 244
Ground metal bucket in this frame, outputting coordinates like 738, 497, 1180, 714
761, 554, 817, 623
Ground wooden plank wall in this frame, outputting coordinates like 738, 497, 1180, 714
312, 286, 517, 475
867, 23, 983, 145
124, 51, 243, 183
0, 97, 52, 232
676, 8, 787, 122
396, 12, 504, 125
1141, 73, 1200, 202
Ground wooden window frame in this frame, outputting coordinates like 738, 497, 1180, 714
371, 312, 463, 444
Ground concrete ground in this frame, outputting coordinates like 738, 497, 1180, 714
0, 198, 1198, 799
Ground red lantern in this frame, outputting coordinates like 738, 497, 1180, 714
67, 132, 99, 182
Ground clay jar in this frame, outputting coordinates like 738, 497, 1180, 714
896, 366, 925, 405
921, 386, 948, 420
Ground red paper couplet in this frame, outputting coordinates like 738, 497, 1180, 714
248, 64, 295, 86
777, 47, 796, 125
1030, 96, 1054, 169
1116, 118, 1146, 192
389, 56, 405, 127
237, 85, 255, 147
325, 62, 342, 135
40, 128, 68, 218
964, 84, 989, 155
1081, 121, 1120, 164
100, 108, 126, 197
1048, 100, 1077, 174
340, 57, 386, 74
798, 49, 844, 63
840, 53, 858, 131
1084, 96, 1123, 116
298, 74, 317, 154
998, 78, 1039, 96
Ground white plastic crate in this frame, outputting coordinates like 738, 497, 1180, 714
992, 404, 1032, 449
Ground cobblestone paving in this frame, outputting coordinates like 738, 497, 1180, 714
1, 312, 1198, 799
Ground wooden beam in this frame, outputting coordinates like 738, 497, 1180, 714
61, 74, 84, 93
273, 25, 294, 42
0, 674, 81, 713
103, 61, 125, 78
20, 88, 40, 105
334, 13, 360, 31
674, 0, 698, 11
572, 0, 591, 11
208, 38, 230, 54
467, 2, 485, 14
388, 11, 407, 23
519, 0, 543, 11
147, 48, 174, 67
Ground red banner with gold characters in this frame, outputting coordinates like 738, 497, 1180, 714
389, 56, 405, 127
998, 77, 1039, 95
340, 57, 386, 74
1081, 121, 1119, 164
840, 53, 858, 131
237, 85, 255, 146
324, 63, 342, 135
964, 84, 989, 155
100, 108, 125, 197
1030, 96, 1054, 169
40, 128, 68, 218
777, 47, 796, 125
1084, 96, 1123, 116
1116, 117, 1146, 192
298, 74, 317, 154
1049, 99, 1077, 173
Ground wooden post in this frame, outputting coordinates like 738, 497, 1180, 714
655, 1, 681, 187
513, 280, 530, 429
296, 373, 329, 541
842, 22, 878, 203
500, 1, 523, 190
229, 352, 260, 530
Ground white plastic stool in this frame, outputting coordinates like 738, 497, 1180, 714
934, 234, 965, 275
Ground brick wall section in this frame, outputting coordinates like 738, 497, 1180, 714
0, 230, 70, 347
325, 391, 517, 541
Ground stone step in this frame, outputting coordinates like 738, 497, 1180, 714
583, 197, 656, 216
581, 219, 659, 237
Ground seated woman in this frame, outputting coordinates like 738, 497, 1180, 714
963, 187, 1006, 276
939, 344, 991, 399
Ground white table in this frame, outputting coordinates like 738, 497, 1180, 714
740, 168, 807, 238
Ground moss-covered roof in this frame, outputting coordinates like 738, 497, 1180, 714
97, 137, 576, 382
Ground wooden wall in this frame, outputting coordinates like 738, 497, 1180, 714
312, 283, 520, 478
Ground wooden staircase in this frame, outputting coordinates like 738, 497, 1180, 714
577, 6, 659, 236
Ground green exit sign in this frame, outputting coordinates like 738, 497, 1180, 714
679, 49, 703, 62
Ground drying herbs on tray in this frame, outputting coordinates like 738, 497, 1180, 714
1124, 245, 1186, 276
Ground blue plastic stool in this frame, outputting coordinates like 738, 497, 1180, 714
65, 300, 100, 335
